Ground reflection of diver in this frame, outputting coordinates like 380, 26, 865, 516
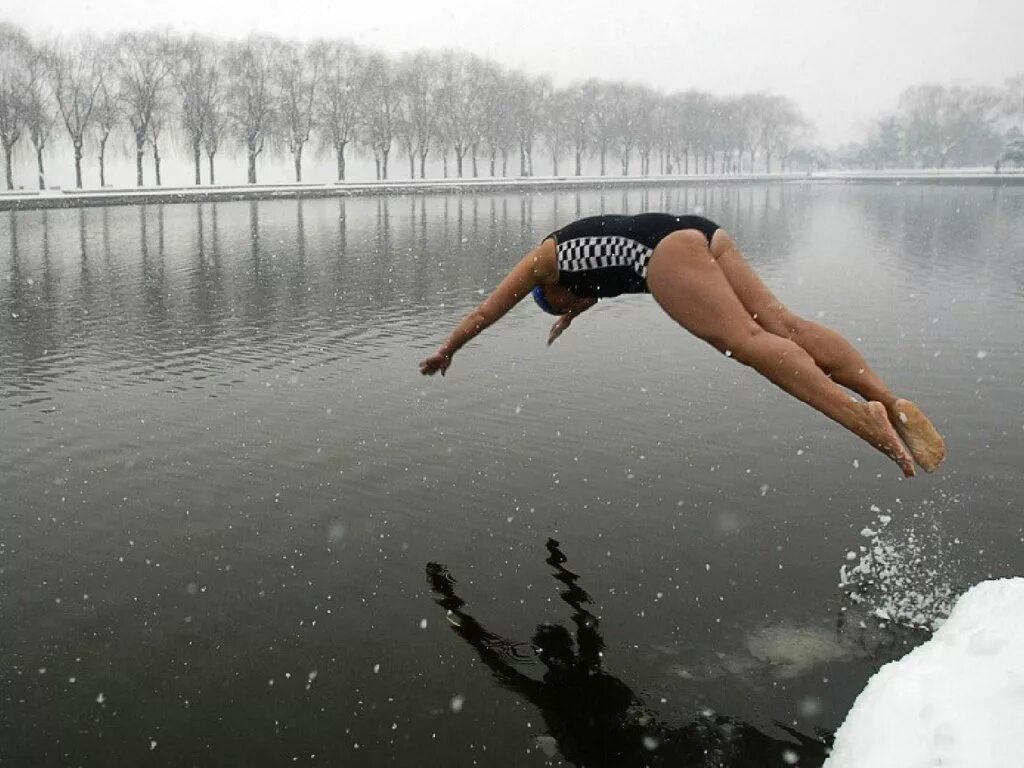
426, 539, 829, 767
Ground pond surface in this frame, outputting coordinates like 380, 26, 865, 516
1, 183, 1022, 766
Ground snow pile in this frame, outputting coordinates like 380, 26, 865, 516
824, 578, 1024, 768
839, 500, 959, 630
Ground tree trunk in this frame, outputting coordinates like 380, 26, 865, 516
442, 152, 448, 179
489, 151, 496, 177
74, 142, 84, 189
471, 150, 478, 178
409, 155, 415, 179
519, 145, 527, 176
381, 150, 389, 180
99, 137, 108, 188
456, 150, 463, 178
35, 145, 45, 190
501, 150, 508, 177
248, 147, 258, 184
599, 148, 606, 176
193, 141, 202, 185
294, 147, 303, 182
420, 153, 427, 179
135, 134, 146, 186
575, 151, 582, 176
374, 157, 381, 180
335, 144, 346, 181
765, 152, 772, 174
208, 151, 217, 185
2, 143, 12, 190
154, 143, 162, 187
552, 153, 558, 176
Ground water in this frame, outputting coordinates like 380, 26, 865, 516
1, 184, 1022, 766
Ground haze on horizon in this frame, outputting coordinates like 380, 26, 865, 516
6, 0, 1024, 146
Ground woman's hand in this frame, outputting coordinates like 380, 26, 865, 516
547, 315, 573, 346
547, 297, 596, 345
419, 350, 453, 376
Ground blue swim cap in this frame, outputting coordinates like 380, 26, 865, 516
532, 285, 566, 316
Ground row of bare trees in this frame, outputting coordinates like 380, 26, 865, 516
0, 21, 811, 190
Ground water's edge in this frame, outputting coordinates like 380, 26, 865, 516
3, 171, 1023, 211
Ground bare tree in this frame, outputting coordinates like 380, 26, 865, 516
396, 52, 439, 179
609, 82, 646, 176
588, 80, 615, 176
315, 40, 362, 181
476, 62, 514, 177
24, 40, 55, 189
226, 35, 279, 184
115, 31, 176, 186
563, 83, 593, 176
435, 52, 476, 178
176, 36, 222, 184
540, 91, 571, 176
754, 94, 804, 173
276, 40, 320, 182
203, 99, 228, 185
93, 75, 121, 187
509, 72, 548, 176
360, 52, 398, 180
51, 36, 102, 189
0, 23, 32, 190
633, 87, 658, 176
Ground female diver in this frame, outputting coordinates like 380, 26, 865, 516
419, 213, 945, 477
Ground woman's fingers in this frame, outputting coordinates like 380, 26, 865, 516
547, 316, 571, 346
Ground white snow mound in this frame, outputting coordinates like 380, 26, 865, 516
825, 577, 1024, 768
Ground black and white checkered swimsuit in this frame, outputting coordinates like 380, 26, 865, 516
544, 213, 719, 298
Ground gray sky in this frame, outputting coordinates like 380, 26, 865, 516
6, 0, 1024, 144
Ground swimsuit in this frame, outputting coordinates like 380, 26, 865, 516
544, 213, 720, 298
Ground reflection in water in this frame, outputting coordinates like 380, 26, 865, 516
0, 184, 1015, 409
426, 540, 830, 767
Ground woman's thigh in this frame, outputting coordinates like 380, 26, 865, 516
646, 230, 761, 350
710, 230, 796, 335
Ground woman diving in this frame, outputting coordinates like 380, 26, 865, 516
419, 213, 945, 477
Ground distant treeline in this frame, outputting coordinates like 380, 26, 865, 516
1, 21, 1022, 192
835, 79, 1024, 171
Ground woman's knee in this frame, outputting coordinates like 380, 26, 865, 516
709, 229, 735, 259
708, 322, 765, 362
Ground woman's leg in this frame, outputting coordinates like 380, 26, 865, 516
646, 230, 916, 477
708, 230, 945, 472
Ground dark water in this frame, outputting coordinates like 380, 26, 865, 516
1, 184, 1022, 766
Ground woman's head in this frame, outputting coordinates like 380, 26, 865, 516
532, 283, 582, 316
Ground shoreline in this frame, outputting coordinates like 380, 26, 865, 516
1, 170, 1022, 212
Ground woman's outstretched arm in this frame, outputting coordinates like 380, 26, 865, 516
420, 243, 555, 376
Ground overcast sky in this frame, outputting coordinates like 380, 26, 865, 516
6, 0, 1024, 144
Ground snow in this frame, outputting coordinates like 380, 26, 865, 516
2, 170, 1022, 212
825, 578, 1024, 768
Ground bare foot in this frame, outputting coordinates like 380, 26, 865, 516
890, 398, 946, 473
866, 401, 916, 477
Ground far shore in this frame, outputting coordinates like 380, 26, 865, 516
1, 169, 1022, 212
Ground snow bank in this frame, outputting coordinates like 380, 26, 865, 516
825, 578, 1024, 768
